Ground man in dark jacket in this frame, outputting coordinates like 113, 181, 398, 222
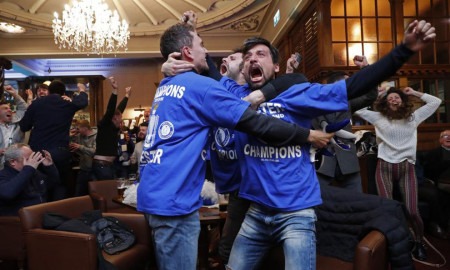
19, 81, 88, 200
0, 143, 59, 216
312, 55, 378, 192
416, 129, 450, 239
92, 77, 131, 180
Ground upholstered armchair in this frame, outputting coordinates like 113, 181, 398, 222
0, 216, 26, 270
258, 230, 387, 270
316, 230, 388, 270
19, 196, 152, 270
88, 180, 138, 214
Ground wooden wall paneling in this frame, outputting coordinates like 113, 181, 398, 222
88, 77, 104, 126
318, 0, 333, 67
390, 0, 405, 45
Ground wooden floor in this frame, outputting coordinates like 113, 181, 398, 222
414, 233, 450, 270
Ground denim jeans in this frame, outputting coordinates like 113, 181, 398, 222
227, 203, 317, 270
146, 211, 201, 270
219, 190, 251, 264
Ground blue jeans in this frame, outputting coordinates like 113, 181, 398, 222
227, 203, 317, 270
146, 211, 201, 270
219, 190, 251, 264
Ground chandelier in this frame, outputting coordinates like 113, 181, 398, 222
52, 0, 130, 55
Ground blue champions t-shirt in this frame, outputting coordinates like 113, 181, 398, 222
137, 72, 250, 216
236, 80, 348, 211
209, 77, 250, 193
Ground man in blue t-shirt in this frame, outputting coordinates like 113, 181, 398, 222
138, 23, 325, 270
225, 19, 436, 269
161, 14, 332, 264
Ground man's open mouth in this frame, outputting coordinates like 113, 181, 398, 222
250, 65, 263, 82
220, 63, 228, 75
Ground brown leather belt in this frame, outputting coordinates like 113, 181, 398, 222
93, 159, 113, 166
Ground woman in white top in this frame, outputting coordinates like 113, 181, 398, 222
355, 87, 441, 261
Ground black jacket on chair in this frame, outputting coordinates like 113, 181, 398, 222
316, 186, 414, 270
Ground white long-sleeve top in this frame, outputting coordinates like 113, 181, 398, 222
355, 93, 441, 164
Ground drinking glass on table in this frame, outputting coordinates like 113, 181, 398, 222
128, 173, 137, 183
117, 178, 127, 200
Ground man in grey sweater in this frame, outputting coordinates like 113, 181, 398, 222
69, 120, 97, 196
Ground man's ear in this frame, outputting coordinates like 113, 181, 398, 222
274, 63, 280, 73
181, 46, 193, 61
8, 159, 15, 167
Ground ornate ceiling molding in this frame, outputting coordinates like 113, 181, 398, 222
0, 0, 270, 37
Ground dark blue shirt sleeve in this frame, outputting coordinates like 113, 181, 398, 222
71, 92, 88, 110
19, 103, 35, 132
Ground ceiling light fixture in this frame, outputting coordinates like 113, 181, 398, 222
0, 22, 26, 34
52, 0, 130, 55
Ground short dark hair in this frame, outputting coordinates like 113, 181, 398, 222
0, 99, 8, 106
48, 80, 66, 96
37, 84, 49, 90
232, 46, 244, 54
140, 122, 148, 127
160, 23, 195, 60
114, 109, 122, 116
242, 37, 279, 64
326, 71, 347, 84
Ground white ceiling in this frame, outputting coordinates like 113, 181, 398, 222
0, 0, 306, 78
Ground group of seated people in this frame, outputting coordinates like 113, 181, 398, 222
0, 9, 448, 270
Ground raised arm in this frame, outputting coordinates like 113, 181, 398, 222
286, 53, 300, 74
71, 83, 88, 109
102, 77, 119, 121
348, 55, 378, 112
345, 20, 435, 99
25, 89, 33, 107
404, 87, 441, 123
4, 85, 27, 121
117, 86, 131, 113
